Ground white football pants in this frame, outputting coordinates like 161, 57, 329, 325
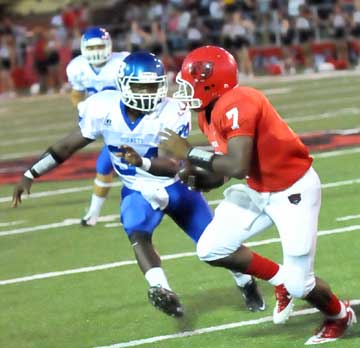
197, 167, 321, 298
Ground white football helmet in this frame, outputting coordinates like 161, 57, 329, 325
80, 27, 112, 66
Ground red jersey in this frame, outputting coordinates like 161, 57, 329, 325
198, 86, 312, 192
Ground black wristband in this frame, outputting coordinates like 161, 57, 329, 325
47, 147, 65, 164
30, 168, 39, 178
187, 147, 215, 171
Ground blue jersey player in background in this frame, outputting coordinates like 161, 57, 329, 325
66, 26, 129, 226
13, 52, 265, 317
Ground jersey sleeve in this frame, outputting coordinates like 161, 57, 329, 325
78, 95, 104, 140
66, 59, 85, 92
214, 98, 260, 140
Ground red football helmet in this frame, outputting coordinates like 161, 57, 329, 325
173, 46, 238, 109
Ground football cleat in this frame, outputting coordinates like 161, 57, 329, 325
273, 283, 294, 324
148, 285, 184, 318
305, 301, 357, 345
80, 214, 97, 227
239, 277, 266, 312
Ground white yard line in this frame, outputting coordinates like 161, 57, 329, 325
1, 224, 359, 286
0, 142, 103, 160
285, 107, 360, 124
93, 299, 360, 348
6, 121, 73, 135
250, 69, 360, 83
0, 220, 25, 227
0, 182, 123, 203
189, 110, 360, 136
337, 214, 360, 221
276, 94, 360, 111
312, 147, 360, 158
262, 87, 292, 95
0, 134, 67, 146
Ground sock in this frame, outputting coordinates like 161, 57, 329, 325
244, 252, 280, 281
85, 194, 106, 218
230, 271, 252, 287
145, 267, 172, 291
268, 265, 286, 286
323, 294, 345, 318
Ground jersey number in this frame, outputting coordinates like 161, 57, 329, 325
226, 107, 240, 130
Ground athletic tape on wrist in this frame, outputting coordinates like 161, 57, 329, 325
24, 170, 34, 180
141, 157, 151, 171
27, 149, 63, 178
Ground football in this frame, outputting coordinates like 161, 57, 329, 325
178, 163, 225, 191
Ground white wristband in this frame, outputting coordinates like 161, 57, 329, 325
141, 157, 151, 171
24, 170, 34, 180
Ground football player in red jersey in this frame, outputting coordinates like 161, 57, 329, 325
160, 45, 356, 345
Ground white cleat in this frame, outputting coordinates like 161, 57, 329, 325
80, 213, 98, 227
273, 284, 294, 324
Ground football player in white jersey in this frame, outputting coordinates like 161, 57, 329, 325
13, 52, 265, 317
66, 26, 129, 226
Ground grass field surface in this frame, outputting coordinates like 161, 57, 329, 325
0, 71, 359, 348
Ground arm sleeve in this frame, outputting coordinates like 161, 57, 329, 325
66, 61, 85, 92
78, 96, 103, 140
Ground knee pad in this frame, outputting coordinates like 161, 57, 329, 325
284, 256, 316, 298
196, 225, 239, 262
196, 234, 213, 261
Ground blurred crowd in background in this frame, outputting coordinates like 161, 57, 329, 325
2, 0, 360, 98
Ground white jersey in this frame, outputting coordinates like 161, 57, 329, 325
78, 91, 191, 209
66, 52, 129, 94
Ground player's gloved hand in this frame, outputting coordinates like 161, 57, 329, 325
117, 145, 143, 166
12, 176, 33, 208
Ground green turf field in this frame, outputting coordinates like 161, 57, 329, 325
0, 72, 359, 348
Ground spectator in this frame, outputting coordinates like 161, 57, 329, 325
146, 20, 168, 55
351, 4, 360, 65
221, 11, 254, 77
62, 4, 77, 34
330, 4, 350, 65
45, 28, 62, 94
74, 1, 92, 31
32, 28, 49, 94
148, 0, 165, 21
166, 5, 187, 51
70, 27, 82, 58
127, 20, 151, 52
0, 33, 16, 98
279, 10, 297, 74
295, 4, 316, 72
187, 16, 205, 50
209, 0, 225, 20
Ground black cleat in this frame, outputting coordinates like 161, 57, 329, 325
148, 286, 184, 318
239, 277, 266, 312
